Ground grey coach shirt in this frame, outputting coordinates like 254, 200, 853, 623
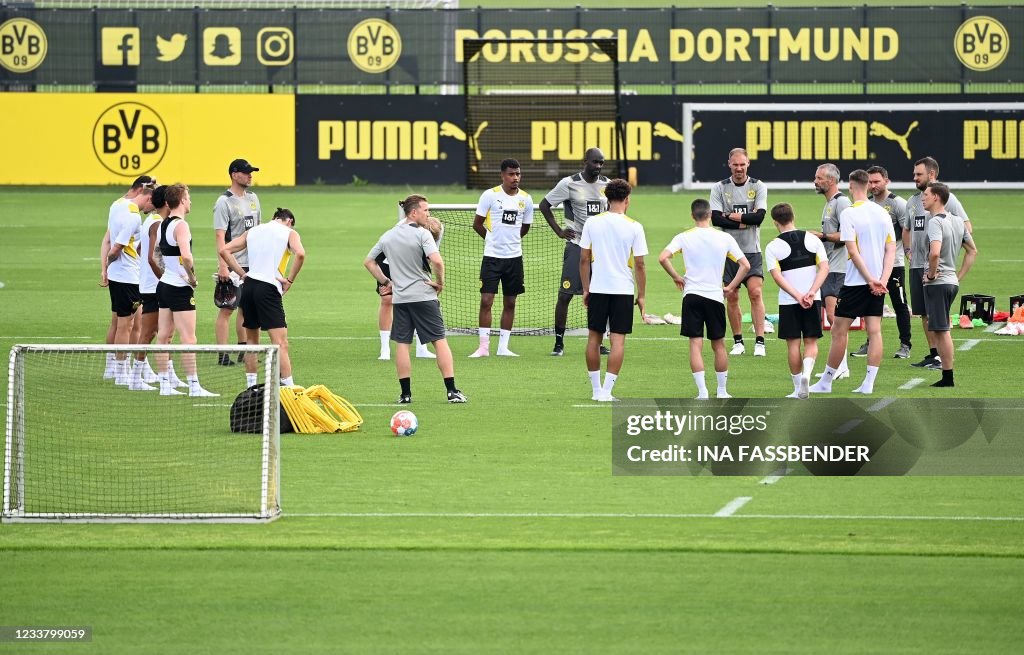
368, 222, 439, 304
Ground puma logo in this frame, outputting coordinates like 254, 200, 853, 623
869, 120, 919, 159
440, 121, 489, 172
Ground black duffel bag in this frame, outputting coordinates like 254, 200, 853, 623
229, 383, 294, 434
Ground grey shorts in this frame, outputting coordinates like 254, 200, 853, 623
821, 272, 845, 299
909, 269, 927, 315
723, 252, 763, 286
924, 283, 958, 331
392, 300, 446, 344
559, 241, 583, 296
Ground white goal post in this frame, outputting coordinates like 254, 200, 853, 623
675, 102, 1024, 192
3, 344, 281, 523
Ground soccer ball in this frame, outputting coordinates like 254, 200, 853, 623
390, 410, 418, 437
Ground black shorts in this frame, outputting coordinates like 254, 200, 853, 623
924, 283, 958, 332
909, 268, 927, 315
480, 256, 525, 296
681, 294, 727, 340
777, 301, 823, 340
240, 278, 287, 331
376, 260, 391, 294
393, 300, 446, 344
108, 280, 141, 317
559, 242, 583, 296
835, 285, 884, 319
723, 253, 764, 286
821, 272, 845, 299
587, 293, 634, 335
141, 292, 160, 314
157, 281, 195, 312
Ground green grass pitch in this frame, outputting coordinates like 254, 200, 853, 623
1, 185, 1022, 653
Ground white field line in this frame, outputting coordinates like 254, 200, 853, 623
759, 468, 788, 485
833, 419, 863, 434
866, 397, 897, 412
283, 511, 1024, 522
714, 496, 753, 517
899, 378, 926, 390
985, 322, 1005, 333
990, 259, 1024, 263
959, 339, 982, 351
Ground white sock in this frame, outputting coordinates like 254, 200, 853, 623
802, 357, 815, 379
840, 355, 849, 372
692, 371, 708, 396
601, 372, 618, 396
281, 375, 294, 386
819, 366, 836, 389
104, 352, 116, 369
791, 373, 803, 392
187, 375, 199, 385
716, 371, 729, 394
478, 327, 490, 348
589, 370, 602, 396
379, 330, 390, 350
498, 329, 511, 351
246, 373, 258, 387
863, 365, 879, 388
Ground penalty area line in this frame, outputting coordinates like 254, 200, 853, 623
714, 496, 753, 517
959, 339, 981, 351
899, 378, 925, 390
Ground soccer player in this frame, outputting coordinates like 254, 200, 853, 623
365, 195, 467, 404
129, 184, 168, 390
847, 165, 912, 360
101, 175, 156, 388
921, 183, 977, 388
214, 159, 262, 367
539, 147, 610, 356
579, 179, 647, 402
709, 148, 768, 357
809, 163, 852, 380
469, 158, 534, 358
904, 157, 973, 370
154, 183, 218, 398
659, 199, 748, 400
810, 170, 896, 395
220, 208, 306, 388
764, 203, 829, 399
376, 204, 439, 362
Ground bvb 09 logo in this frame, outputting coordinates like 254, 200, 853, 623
348, 18, 401, 74
955, 16, 1009, 72
92, 102, 168, 177
0, 18, 47, 73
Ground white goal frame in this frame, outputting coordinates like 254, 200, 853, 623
3, 344, 281, 524
675, 102, 1024, 192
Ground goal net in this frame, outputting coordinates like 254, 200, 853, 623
462, 38, 627, 190
3, 344, 281, 523
431, 204, 586, 336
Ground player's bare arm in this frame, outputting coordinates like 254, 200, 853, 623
472, 214, 487, 239
658, 249, 685, 291
539, 198, 573, 240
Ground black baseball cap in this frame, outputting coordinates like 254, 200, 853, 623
228, 159, 259, 174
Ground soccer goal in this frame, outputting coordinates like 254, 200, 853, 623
3, 344, 281, 523
430, 204, 586, 336
462, 37, 628, 190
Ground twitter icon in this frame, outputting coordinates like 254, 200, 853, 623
156, 33, 188, 62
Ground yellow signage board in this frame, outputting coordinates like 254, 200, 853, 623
0, 94, 295, 185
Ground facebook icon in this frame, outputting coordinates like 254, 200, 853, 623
102, 27, 140, 66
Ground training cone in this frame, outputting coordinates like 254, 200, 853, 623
959, 314, 973, 329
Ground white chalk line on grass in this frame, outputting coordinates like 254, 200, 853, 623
283, 511, 1024, 522
759, 468, 788, 485
960, 339, 982, 351
714, 496, 753, 517
899, 378, 926, 390
985, 322, 1005, 333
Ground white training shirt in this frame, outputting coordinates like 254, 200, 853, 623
764, 231, 828, 305
839, 200, 897, 286
138, 215, 163, 294
662, 227, 744, 304
106, 197, 142, 284
579, 211, 648, 296
475, 186, 534, 259
246, 220, 294, 295
159, 218, 192, 288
